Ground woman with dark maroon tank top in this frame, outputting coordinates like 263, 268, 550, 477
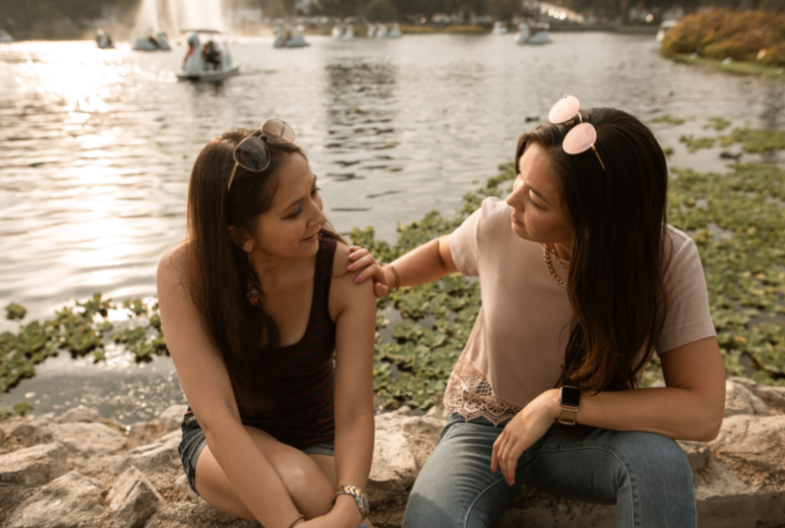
156, 120, 376, 528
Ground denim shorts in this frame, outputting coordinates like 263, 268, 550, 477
178, 414, 335, 495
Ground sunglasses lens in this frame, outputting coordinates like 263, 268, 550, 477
548, 95, 581, 124
234, 137, 270, 171
261, 118, 296, 143
563, 122, 597, 154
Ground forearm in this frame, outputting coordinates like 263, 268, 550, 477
387, 236, 454, 287
562, 385, 724, 442
334, 411, 374, 490
202, 415, 301, 528
332, 411, 374, 521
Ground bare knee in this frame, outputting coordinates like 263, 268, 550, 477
280, 463, 334, 518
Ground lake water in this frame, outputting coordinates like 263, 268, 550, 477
1, 33, 783, 422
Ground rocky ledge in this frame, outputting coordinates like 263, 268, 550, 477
1, 377, 783, 528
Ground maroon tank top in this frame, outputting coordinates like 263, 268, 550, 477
186, 236, 338, 448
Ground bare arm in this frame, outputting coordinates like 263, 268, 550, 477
327, 246, 378, 524
349, 235, 459, 297
156, 245, 302, 528
493, 336, 726, 484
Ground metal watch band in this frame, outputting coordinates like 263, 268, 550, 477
558, 406, 578, 425
334, 485, 369, 518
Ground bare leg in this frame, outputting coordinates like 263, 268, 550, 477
194, 426, 336, 520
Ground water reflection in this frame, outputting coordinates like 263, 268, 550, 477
323, 58, 398, 187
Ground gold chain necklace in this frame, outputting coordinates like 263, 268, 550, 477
541, 244, 567, 288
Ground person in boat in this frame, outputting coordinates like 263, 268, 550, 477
203, 40, 222, 70
157, 120, 376, 528
349, 96, 725, 527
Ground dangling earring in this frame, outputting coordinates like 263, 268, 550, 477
245, 253, 260, 306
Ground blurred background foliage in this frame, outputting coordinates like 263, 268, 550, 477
661, 9, 785, 66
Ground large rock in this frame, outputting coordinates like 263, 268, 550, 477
730, 377, 785, 413
107, 467, 164, 528
157, 405, 188, 435
0, 443, 68, 486
31, 422, 126, 456
55, 406, 101, 424
723, 379, 770, 417
708, 413, 785, 487
5, 471, 104, 528
115, 434, 180, 475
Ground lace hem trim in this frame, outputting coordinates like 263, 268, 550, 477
443, 356, 522, 427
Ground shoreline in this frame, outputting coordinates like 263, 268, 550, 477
665, 52, 785, 81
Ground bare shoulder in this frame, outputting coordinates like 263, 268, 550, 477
157, 240, 190, 290
331, 241, 352, 279
328, 241, 375, 316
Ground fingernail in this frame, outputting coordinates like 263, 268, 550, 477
348, 264, 355, 270
354, 275, 362, 283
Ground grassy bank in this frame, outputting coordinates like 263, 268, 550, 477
668, 53, 785, 81
661, 9, 785, 75
2, 123, 785, 413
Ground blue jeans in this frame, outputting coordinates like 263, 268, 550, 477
402, 414, 696, 528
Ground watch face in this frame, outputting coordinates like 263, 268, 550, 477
560, 386, 580, 407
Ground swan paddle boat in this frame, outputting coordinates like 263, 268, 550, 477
177, 30, 239, 82
492, 21, 508, 35
132, 29, 171, 51
274, 25, 310, 48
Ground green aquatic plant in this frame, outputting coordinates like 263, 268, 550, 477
719, 127, 785, 153
705, 117, 731, 132
679, 134, 717, 152
652, 115, 686, 125
4, 303, 27, 321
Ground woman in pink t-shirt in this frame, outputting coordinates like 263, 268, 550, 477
351, 98, 725, 527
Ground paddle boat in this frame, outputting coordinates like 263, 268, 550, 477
367, 24, 376, 38
492, 21, 508, 35
656, 19, 679, 42
176, 30, 239, 82
332, 24, 354, 40
132, 29, 171, 51
274, 25, 310, 48
96, 29, 115, 49
387, 23, 402, 38
375, 23, 388, 38
0, 30, 13, 43
514, 22, 551, 45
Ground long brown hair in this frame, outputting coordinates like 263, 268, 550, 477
515, 108, 670, 393
186, 128, 343, 412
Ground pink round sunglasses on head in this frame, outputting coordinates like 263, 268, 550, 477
548, 95, 606, 172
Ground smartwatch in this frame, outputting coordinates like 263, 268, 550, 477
558, 386, 581, 425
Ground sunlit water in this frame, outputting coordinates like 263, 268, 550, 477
1, 33, 783, 423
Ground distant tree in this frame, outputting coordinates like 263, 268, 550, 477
365, 0, 398, 21
485, 0, 520, 19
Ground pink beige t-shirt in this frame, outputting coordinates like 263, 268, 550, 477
444, 197, 716, 423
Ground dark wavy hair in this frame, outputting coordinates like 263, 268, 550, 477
515, 107, 670, 393
185, 128, 343, 412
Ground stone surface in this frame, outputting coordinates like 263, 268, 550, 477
114, 434, 180, 475
157, 404, 188, 435
724, 379, 770, 417
31, 422, 127, 456
107, 467, 164, 528
0, 443, 68, 486
127, 421, 162, 450
55, 406, 101, 424
5, 471, 104, 528
0, 377, 783, 528
708, 413, 785, 487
